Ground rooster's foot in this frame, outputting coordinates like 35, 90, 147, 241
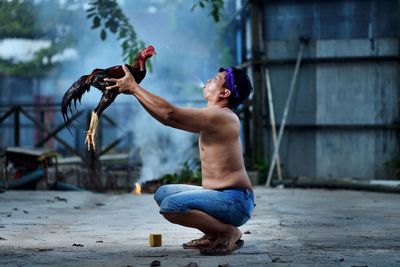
84, 130, 96, 151
84, 112, 99, 151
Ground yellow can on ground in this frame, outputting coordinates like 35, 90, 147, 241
149, 233, 162, 247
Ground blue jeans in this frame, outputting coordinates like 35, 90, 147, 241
154, 184, 255, 227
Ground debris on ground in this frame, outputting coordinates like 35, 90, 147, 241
38, 248, 54, 252
1, 188, 399, 266
72, 243, 84, 247
150, 260, 161, 267
272, 257, 282, 263
335, 257, 344, 262
54, 196, 68, 202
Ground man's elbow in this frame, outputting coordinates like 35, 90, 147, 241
162, 108, 176, 126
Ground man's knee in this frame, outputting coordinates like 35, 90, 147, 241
153, 185, 168, 206
154, 184, 182, 206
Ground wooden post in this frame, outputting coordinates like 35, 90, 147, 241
250, 0, 265, 165
266, 40, 306, 187
243, 108, 251, 164
13, 106, 20, 146
38, 110, 45, 147
265, 68, 283, 180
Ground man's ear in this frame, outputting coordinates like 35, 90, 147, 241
219, 89, 231, 99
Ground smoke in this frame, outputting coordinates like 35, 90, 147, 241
130, 111, 195, 181
34, 0, 225, 182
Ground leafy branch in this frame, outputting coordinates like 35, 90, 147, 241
86, 0, 145, 64
85, 0, 225, 65
191, 0, 225, 22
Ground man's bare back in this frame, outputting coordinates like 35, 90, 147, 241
199, 107, 252, 190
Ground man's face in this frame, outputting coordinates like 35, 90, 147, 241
203, 71, 226, 100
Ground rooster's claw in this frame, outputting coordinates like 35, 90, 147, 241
85, 111, 99, 151
84, 130, 96, 151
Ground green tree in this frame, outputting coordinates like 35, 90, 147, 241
0, 0, 77, 77
0, 0, 38, 38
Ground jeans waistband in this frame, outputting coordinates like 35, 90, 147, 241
216, 187, 253, 193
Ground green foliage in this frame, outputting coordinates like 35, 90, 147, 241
86, 0, 225, 66
0, 0, 38, 38
86, 0, 146, 64
0, 57, 52, 77
254, 159, 270, 185
0, 38, 73, 77
0, 0, 77, 77
159, 161, 202, 186
390, 155, 400, 178
191, 0, 225, 22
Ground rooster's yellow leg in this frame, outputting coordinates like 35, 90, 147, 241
84, 111, 99, 151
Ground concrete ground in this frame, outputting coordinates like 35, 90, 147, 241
0, 187, 400, 267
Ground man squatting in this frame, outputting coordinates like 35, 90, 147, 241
105, 65, 255, 256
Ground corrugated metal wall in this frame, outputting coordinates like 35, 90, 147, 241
237, 0, 400, 179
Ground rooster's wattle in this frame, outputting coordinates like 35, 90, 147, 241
61, 45, 156, 150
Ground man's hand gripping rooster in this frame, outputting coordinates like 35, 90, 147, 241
61, 46, 156, 150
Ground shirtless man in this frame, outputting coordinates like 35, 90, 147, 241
105, 65, 255, 255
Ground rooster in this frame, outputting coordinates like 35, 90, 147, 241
61, 45, 156, 151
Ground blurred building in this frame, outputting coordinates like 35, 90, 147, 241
231, 0, 400, 179
0, 39, 72, 149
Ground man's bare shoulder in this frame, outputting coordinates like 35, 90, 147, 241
200, 107, 240, 133
202, 106, 239, 120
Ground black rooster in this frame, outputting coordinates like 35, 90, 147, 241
61, 45, 156, 150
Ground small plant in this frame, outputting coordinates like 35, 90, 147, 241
254, 159, 269, 185
159, 160, 202, 185
390, 155, 400, 179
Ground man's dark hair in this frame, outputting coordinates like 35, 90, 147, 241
219, 67, 253, 109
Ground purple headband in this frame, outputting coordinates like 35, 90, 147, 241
220, 67, 239, 98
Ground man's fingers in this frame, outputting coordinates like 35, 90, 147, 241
104, 78, 117, 82
122, 64, 136, 82
122, 64, 130, 74
106, 84, 119, 90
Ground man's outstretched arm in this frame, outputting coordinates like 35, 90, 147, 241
105, 65, 221, 133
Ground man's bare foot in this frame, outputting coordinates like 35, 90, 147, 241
200, 226, 243, 255
217, 226, 242, 250
182, 234, 217, 249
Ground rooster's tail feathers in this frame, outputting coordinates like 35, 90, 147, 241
61, 75, 91, 134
